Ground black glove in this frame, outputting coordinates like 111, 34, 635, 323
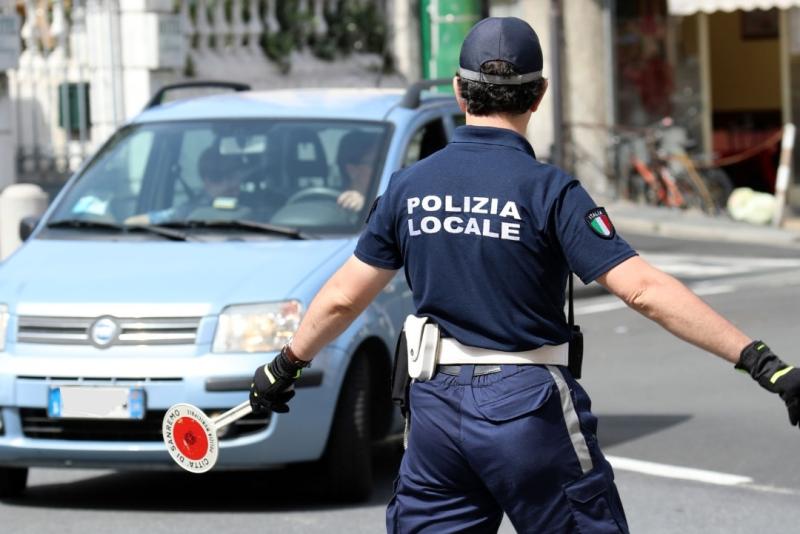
249, 346, 307, 414
736, 340, 800, 427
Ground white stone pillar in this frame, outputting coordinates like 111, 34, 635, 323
85, 0, 121, 146
517, 1, 554, 163
562, 0, 610, 196
0, 73, 15, 188
0, 183, 48, 259
118, 0, 185, 119
0, 8, 19, 188
389, 0, 420, 83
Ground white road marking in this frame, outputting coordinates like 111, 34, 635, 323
606, 455, 753, 486
742, 484, 800, 496
691, 284, 735, 296
576, 300, 627, 315
641, 253, 800, 278
576, 283, 734, 315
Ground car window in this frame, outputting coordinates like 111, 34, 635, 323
452, 114, 466, 128
402, 118, 448, 167
50, 129, 154, 220
49, 119, 390, 235
173, 128, 216, 208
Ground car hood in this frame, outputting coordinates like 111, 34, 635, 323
0, 238, 353, 315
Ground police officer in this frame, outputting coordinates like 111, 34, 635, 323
249, 17, 800, 533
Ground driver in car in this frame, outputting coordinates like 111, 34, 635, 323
125, 146, 244, 225
335, 130, 381, 213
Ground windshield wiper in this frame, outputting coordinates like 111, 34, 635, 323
162, 219, 310, 240
48, 219, 126, 231
47, 218, 191, 242
127, 224, 193, 241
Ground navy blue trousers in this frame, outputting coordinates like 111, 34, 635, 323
386, 364, 628, 533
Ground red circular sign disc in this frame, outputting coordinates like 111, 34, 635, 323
173, 416, 209, 461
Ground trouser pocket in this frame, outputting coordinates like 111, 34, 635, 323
563, 468, 628, 534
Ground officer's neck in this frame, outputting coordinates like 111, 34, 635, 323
466, 111, 532, 139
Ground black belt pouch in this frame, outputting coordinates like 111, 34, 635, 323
567, 273, 583, 379
568, 325, 584, 379
390, 330, 411, 416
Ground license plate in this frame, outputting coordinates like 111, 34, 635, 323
48, 386, 146, 420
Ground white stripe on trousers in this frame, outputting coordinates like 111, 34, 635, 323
546, 365, 593, 474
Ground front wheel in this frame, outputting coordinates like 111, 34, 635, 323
318, 352, 372, 502
0, 467, 28, 498
702, 168, 734, 214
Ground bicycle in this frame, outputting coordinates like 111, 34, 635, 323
565, 120, 732, 215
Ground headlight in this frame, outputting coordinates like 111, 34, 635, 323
0, 304, 7, 352
212, 301, 302, 353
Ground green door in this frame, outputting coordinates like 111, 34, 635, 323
421, 0, 483, 87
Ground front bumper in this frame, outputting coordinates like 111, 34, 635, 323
0, 344, 344, 470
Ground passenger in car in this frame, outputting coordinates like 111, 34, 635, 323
336, 130, 382, 212
125, 146, 245, 225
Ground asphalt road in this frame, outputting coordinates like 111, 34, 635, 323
574, 233, 800, 533
2, 233, 799, 533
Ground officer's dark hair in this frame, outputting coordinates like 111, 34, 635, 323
457, 60, 547, 116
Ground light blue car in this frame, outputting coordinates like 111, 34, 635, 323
0, 81, 462, 500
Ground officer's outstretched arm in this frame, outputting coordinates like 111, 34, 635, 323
287, 255, 398, 363
597, 256, 800, 427
596, 256, 748, 362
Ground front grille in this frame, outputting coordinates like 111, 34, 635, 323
17, 316, 202, 346
20, 409, 270, 441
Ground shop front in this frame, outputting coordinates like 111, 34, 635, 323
614, 0, 799, 199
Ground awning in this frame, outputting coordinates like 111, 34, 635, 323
668, 0, 800, 15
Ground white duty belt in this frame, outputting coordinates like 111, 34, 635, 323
404, 314, 569, 381
438, 337, 568, 366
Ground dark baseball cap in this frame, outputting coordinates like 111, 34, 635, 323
458, 17, 544, 85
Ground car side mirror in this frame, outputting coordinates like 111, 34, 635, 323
19, 215, 40, 241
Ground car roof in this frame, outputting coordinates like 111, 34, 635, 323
133, 88, 457, 124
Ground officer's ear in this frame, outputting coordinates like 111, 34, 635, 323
530, 78, 549, 113
453, 76, 467, 113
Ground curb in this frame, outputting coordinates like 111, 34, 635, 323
614, 216, 800, 247
604, 201, 800, 248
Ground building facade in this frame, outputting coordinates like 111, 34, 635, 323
419, 0, 799, 204
0, 0, 797, 209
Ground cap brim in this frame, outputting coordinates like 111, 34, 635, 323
458, 67, 542, 85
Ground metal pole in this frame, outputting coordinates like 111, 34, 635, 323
550, 0, 564, 168
779, 9, 792, 125
772, 123, 795, 227
697, 12, 713, 163
110, 0, 124, 127
603, 0, 616, 130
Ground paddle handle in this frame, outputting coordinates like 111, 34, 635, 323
211, 400, 252, 429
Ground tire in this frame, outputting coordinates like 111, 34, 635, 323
0, 467, 28, 498
673, 171, 706, 211
626, 172, 652, 206
701, 168, 734, 214
318, 352, 372, 502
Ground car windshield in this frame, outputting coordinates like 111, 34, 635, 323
49, 119, 390, 235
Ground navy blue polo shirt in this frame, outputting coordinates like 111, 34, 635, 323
355, 125, 637, 351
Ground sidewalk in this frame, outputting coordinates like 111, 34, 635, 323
605, 201, 800, 248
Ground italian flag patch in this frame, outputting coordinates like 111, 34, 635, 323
584, 207, 615, 239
